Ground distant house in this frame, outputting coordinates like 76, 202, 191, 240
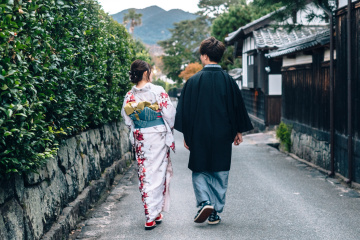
225, 2, 328, 131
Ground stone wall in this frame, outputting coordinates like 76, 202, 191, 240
291, 129, 331, 170
286, 119, 360, 184
0, 121, 133, 240
283, 119, 331, 170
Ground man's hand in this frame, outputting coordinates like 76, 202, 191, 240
184, 140, 190, 150
234, 132, 243, 146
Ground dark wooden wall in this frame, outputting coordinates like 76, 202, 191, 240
267, 96, 282, 125
336, 3, 360, 137
335, 3, 360, 182
280, 3, 360, 182
242, 88, 266, 123
281, 52, 330, 132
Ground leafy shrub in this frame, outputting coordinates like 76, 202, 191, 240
0, 0, 134, 176
178, 62, 203, 81
276, 122, 292, 152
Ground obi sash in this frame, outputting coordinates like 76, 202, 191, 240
124, 101, 165, 129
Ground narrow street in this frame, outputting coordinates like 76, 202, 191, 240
73, 131, 360, 240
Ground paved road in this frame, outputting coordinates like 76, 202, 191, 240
73, 131, 360, 240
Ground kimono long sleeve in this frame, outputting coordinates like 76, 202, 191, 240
157, 88, 176, 129
156, 86, 176, 151
121, 91, 136, 144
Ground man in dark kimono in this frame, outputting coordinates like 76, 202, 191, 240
174, 37, 253, 224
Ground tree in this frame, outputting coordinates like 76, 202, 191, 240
211, 1, 281, 69
123, 9, 142, 34
158, 16, 210, 85
198, 0, 242, 17
211, 2, 253, 42
220, 45, 242, 70
252, 0, 334, 27
212, 1, 282, 42
179, 63, 203, 81
130, 39, 151, 63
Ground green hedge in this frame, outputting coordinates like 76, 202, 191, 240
0, 0, 134, 176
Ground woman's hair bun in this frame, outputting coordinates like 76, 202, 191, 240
128, 70, 143, 84
129, 59, 152, 84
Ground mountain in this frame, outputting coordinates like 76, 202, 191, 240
111, 6, 198, 45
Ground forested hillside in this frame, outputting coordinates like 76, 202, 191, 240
111, 6, 198, 45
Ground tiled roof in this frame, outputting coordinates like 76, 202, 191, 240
253, 26, 328, 48
265, 29, 330, 58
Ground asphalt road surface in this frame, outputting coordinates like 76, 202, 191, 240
73, 131, 360, 240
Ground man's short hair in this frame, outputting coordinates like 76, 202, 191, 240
199, 37, 226, 63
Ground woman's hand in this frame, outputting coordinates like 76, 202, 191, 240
234, 132, 243, 146
184, 140, 190, 150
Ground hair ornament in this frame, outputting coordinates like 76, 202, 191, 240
129, 71, 137, 77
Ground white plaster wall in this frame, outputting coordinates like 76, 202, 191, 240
242, 36, 256, 88
338, 0, 357, 8
268, 74, 282, 95
244, 36, 256, 53
324, 49, 337, 61
236, 80, 242, 90
242, 52, 248, 87
282, 52, 313, 67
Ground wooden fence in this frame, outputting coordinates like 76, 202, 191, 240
281, 55, 330, 132
336, 3, 360, 137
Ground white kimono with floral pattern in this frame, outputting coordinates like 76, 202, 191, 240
121, 83, 176, 223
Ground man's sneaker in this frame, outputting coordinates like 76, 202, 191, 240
155, 213, 163, 224
194, 201, 214, 223
208, 210, 221, 225
145, 221, 156, 230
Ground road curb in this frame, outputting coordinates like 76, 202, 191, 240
279, 149, 360, 193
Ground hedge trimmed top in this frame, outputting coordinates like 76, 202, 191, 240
0, 0, 137, 175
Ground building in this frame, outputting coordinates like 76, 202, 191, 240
262, 0, 360, 184
266, 29, 332, 171
225, 2, 328, 131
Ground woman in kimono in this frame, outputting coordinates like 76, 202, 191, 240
121, 60, 176, 230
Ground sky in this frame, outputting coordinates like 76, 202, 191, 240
97, 0, 200, 15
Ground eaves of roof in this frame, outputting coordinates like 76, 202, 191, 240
265, 29, 330, 58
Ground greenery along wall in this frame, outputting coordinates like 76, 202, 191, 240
0, 0, 136, 176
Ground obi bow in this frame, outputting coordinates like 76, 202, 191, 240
124, 101, 160, 121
